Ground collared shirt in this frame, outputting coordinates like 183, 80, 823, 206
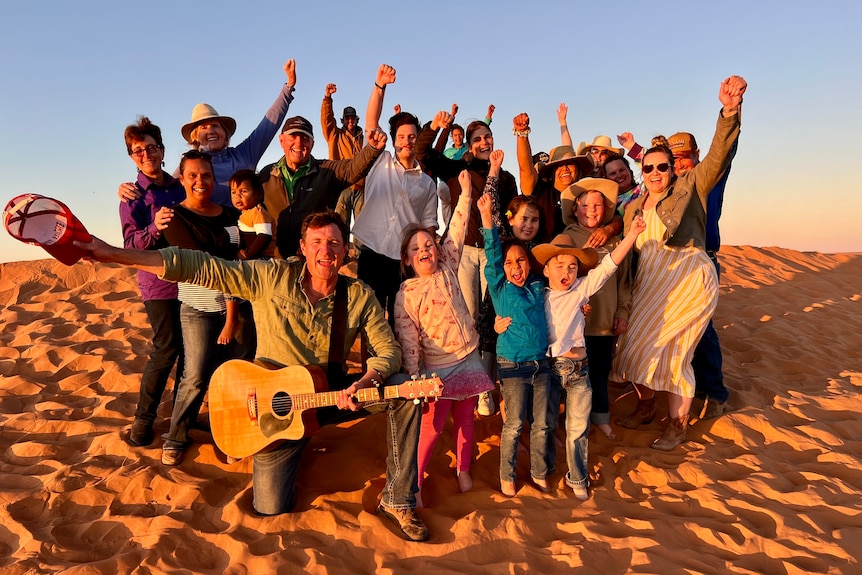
277, 157, 311, 204
352, 151, 437, 260
544, 255, 618, 357
119, 171, 185, 301
159, 248, 401, 379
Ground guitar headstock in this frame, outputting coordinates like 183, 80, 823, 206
405, 373, 444, 403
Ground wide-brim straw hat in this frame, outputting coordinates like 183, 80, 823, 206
181, 103, 237, 144
576, 135, 624, 156
537, 146, 594, 180
532, 234, 599, 276
561, 177, 619, 227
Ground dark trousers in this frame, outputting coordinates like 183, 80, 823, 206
357, 247, 402, 327
135, 299, 183, 425
693, 252, 728, 402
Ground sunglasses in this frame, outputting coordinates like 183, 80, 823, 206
642, 163, 670, 174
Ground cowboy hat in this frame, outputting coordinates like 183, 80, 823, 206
576, 135, 624, 156
181, 103, 238, 144
537, 146, 594, 180
532, 234, 599, 276
561, 178, 619, 227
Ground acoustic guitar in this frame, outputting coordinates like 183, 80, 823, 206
208, 360, 443, 458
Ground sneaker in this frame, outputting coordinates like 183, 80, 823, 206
572, 484, 589, 500
702, 398, 729, 420
477, 391, 495, 416
377, 505, 429, 542
161, 447, 185, 467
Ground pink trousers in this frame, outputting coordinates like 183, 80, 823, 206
416, 397, 478, 487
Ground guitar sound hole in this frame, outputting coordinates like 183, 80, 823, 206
272, 391, 293, 417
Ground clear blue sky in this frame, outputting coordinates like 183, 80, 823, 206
1, 0, 860, 263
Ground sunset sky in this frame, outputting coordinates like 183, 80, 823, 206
1, 0, 859, 263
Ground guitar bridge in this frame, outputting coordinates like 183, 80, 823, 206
247, 388, 258, 426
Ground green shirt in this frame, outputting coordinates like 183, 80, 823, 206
277, 157, 311, 204
159, 247, 401, 379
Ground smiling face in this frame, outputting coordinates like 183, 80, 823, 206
673, 150, 699, 176
178, 158, 215, 207
508, 204, 540, 242
300, 223, 346, 285
343, 115, 358, 132
129, 135, 164, 179
642, 150, 673, 194
543, 254, 579, 291
451, 127, 464, 148
279, 132, 314, 169
604, 158, 633, 192
503, 243, 530, 287
553, 162, 578, 190
575, 191, 605, 230
194, 121, 228, 152
405, 230, 439, 278
468, 126, 493, 161
394, 123, 418, 166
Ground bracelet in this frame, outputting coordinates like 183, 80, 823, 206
512, 127, 531, 138
375, 82, 385, 91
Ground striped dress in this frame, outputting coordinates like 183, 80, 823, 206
610, 207, 718, 398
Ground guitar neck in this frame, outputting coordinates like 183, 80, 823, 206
292, 383, 404, 410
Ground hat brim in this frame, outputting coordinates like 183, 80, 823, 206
181, 115, 238, 144
3, 194, 92, 265
282, 128, 314, 140
538, 155, 594, 180
561, 178, 619, 227
531, 243, 598, 276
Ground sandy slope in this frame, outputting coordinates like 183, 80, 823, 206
0, 246, 860, 574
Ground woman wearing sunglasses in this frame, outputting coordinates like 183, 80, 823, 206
610, 75, 746, 451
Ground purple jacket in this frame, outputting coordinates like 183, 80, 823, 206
120, 172, 185, 300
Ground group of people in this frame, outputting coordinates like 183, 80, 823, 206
83, 60, 746, 542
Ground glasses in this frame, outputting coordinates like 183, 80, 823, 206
130, 144, 162, 158
642, 163, 670, 174
590, 147, 610, 156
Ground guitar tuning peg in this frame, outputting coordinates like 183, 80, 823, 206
411, 374, 418, 380
430, 372, 438, 378
413, 398, 420, 405
420, 373, 427, 379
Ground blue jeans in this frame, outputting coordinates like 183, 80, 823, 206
550, 358, 592, 489
136, 299, 183, 426
252, 373, 422, 515
163, 303, 248, 449
498, 359, 555, 483
693, 253, 728, 402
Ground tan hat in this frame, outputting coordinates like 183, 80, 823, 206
667, 132, 698, 155
181, 103, 237, 144
577, 136, 623, 156
532, 234, 599, 276
537, 146, 594, 180
561, 178, 619, 227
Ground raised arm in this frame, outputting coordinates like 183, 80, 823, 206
557, 103, 573, 148
234, 59, 297, 164
365, 64, 397, 134
513, 113, 538, 195
321, 82, 338, 144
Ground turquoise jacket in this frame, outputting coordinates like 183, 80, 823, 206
481, 227, 548, 362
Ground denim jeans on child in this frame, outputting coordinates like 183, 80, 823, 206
550, 357, 592, 489
498, 358, 555, 483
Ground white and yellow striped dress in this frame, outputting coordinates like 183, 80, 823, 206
610, 207, 718, 398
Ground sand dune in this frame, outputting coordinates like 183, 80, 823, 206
0, 246, 860, 574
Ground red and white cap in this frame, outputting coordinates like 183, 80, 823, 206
3, 194, 92, 265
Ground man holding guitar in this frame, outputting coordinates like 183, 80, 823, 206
76, 208, 431, 542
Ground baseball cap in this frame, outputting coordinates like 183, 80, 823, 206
281, 116, 314, 139
3, 194, 92, 265
668, 132, 698, 155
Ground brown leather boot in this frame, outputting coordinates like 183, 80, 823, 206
651, 415, 689, 451
615, 397, 657, 429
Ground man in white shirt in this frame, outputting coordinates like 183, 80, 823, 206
352, 64, 438, 324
